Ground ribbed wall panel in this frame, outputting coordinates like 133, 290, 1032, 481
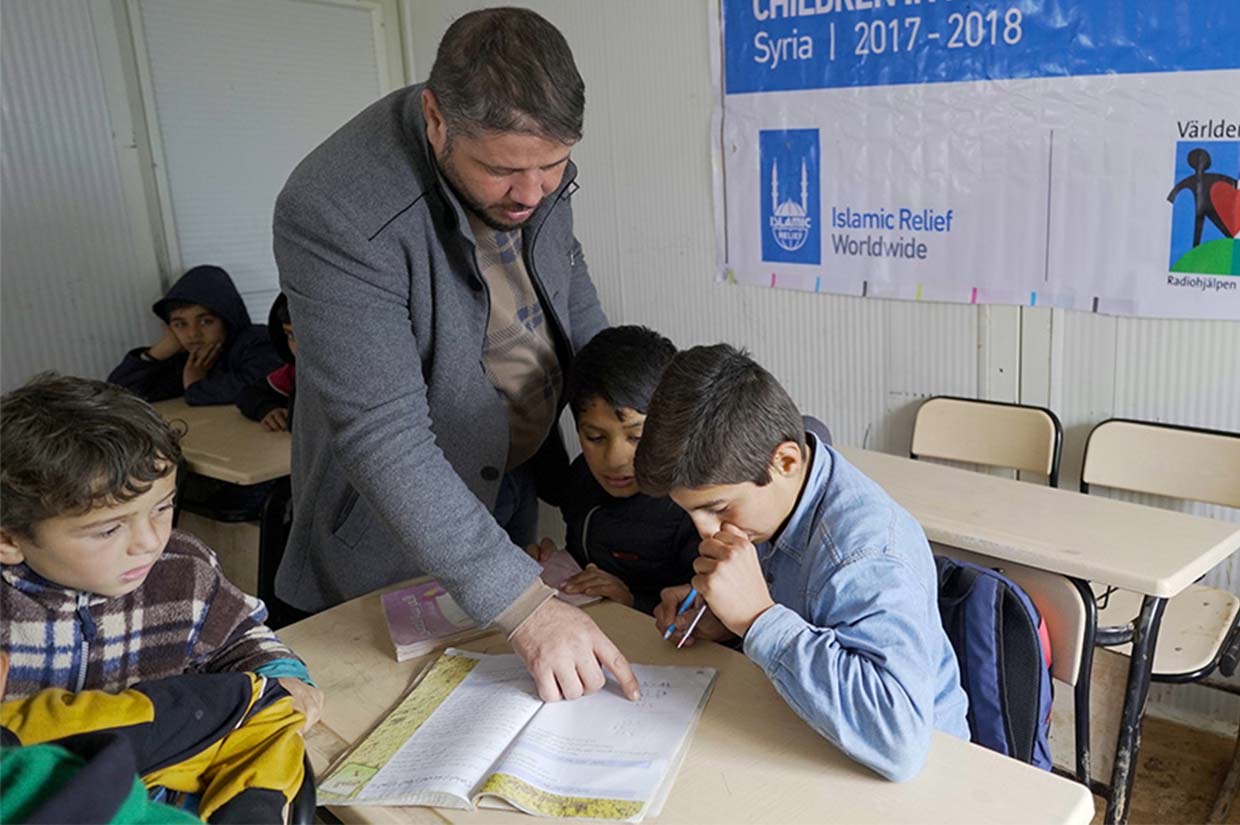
1, 0, 158, 390
136, 0, 385, 323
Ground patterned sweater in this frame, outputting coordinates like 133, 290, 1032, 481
1, 529, 305, 701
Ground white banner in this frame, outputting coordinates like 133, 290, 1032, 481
713, 0, 1240, 320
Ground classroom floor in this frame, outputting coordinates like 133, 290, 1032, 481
1094, 716, 1240, 825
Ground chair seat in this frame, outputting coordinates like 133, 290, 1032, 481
1094, 583, 1240, 678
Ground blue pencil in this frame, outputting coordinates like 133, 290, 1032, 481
662, 587, 700, 640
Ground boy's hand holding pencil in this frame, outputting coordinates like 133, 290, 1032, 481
655, 585, 734, 648
656, 524, 775, 646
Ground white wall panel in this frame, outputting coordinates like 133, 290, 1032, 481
134, 0, 392, 323
0, 0, 161, 390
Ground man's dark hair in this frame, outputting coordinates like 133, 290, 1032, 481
567, 326, 676, 418
1, 374, 183, 536
426, 7, 584, 144
634, 345, 805, 496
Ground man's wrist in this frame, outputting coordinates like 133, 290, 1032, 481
496, 579, 558, 638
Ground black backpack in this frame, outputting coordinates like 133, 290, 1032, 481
934, 556, 1053, 769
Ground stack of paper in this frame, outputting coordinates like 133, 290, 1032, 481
318, 649, 717, 821
381, 549, 600, 661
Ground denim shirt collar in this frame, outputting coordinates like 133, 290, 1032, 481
767, 432, 832, 565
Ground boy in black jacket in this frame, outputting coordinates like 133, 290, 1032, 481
237, 294, 296, 431
533, 326, 699, 615
109, 265, 281, 405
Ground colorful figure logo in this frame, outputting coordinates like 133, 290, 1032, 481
760, 129, 820, 264
1167, 142, 1239, 276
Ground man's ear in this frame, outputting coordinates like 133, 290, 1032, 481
0, 528, 28, 565
770, 440, 803, 478
421, 88, 448, 156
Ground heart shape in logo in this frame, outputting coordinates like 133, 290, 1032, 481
1210, 180, 1240, 237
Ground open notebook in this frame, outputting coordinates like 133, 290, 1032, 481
382, 549, 599, 661
318, 649, 717, 821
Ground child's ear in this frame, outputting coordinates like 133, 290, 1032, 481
0, 528, 28, 565
770, 440, 803, 478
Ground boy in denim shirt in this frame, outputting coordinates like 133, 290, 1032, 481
636, 345, 968, 781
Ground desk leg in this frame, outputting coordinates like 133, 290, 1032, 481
1104, 595, 1166, 825
1069, 577, 1098, 787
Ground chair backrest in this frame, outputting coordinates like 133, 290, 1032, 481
257, 476, 296, 629
1081, 419, 1240, 508
937, 545, 1091, 687
912, 396, 1063, 485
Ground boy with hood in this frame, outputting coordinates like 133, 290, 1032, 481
109, 265, 282, 405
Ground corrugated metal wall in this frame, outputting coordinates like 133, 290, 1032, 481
1, 0, 162, 391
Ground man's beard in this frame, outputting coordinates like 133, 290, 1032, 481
438, 147, 538, 232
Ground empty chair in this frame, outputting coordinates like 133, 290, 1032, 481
1081, 419, 1240, 683
911, 395, 1063, 486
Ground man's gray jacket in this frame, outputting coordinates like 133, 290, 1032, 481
272, 84, 608, 618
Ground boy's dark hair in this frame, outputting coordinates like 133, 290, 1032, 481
427, 7, 584, 145
271, 293, 291, 327
567, 326, 676, 418
634, 344, 805, 496
1, 374, 183, 536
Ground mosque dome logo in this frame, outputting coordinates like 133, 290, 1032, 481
769, 159, 812, 252
759, 128, 820, 265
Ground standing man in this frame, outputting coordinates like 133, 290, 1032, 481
273, 8, 638, 703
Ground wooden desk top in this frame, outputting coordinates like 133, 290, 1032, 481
839, 446, 1240, 598
281, 592, 1093, 825
154, 398, 290, 486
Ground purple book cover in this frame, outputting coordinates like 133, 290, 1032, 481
381, 579, 476, 649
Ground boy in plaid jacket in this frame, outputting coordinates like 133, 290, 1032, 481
0, 374, 322, 729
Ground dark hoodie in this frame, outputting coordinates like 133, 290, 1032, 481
562, 453, 701, 615
107, 265, 281, 405
236, 293, 296, 424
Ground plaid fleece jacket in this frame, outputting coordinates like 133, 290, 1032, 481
0, 529, 303, 701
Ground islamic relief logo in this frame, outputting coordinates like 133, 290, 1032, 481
760, 129, 820, 264
1167, 142, 1239, 276
770, 158, 811, 251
